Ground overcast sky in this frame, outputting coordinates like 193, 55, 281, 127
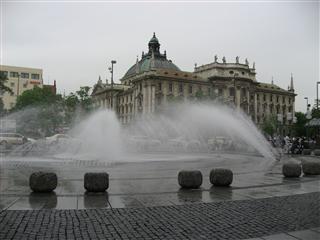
1, 1, 319, 112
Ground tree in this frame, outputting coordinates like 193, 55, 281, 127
262, 115, 277, 137
13, 86, 63, 137
62, 86, 92, 126
76, 86, 92, 112
0, 72, 13, 114
0, 72, 13, 95
292, 112, 307, 137
15, 86, 60, 109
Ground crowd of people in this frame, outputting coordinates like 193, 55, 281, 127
268, 135, 317, 154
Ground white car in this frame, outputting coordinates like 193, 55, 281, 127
45, 134, 71, 144
0, 133, 28, 147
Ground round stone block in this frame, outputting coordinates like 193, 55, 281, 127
282, 162, 301, 178
302, 149, 311, 155
313, 149, 320, 156
178, 170, 202, 189
210, 168, 233, 186
84, 172, 109, 192
29, 172, 57, 193
302, 160, 320, 175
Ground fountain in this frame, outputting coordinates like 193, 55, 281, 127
7, 102, 276, 169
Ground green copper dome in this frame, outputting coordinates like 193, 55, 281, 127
123, 33, 180, 79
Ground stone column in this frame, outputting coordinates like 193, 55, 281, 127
163, 81, 167, 105
236, 88, 241, 109
151, 85, 156, 113
247, 90, 250, 114
143, 83, 147, 115
254, 93, 258, 123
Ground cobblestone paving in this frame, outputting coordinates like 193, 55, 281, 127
0, 192, 319, 240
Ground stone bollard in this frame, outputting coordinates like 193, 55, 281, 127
210, 168, 233, 186
302, 160, 320, 175
282, 162, 301, 178
178, 170, 202, 189
302, 149, 312, 155
29, 172, 57, 193
313, 149, 320, 156
84, 172, 109, 192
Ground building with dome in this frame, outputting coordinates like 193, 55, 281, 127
91, 33, 296, 134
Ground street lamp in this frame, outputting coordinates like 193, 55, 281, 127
304, 97, 309, 111
317, 82, 320, 110
108, 60, 116, 108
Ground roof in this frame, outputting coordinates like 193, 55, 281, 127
122, 33, 180, 79
257, 82, 292, 94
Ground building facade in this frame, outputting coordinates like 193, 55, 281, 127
92, 34, 296, 134
0, 65, 43, 110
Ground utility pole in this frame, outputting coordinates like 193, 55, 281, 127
109, 60, 116, 109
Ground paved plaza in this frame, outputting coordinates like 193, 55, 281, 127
0, 152, 320, 239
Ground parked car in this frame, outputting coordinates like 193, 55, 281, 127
0, 133, 28, 147
45, 134, 71, 145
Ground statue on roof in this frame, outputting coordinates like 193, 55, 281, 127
245, 58, 249, 65
214, 55, 218, 63
252, 62, 255, 69
222, 56, 226, 63
236, 56, 239, 64
98, 75, 102, 84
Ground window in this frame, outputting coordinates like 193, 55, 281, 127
31, 73, 40, 80
208, 88, 211, 95
169, 83, 173, 92
229, 87, 235, 96
263, 94, 266, 101
276, 96, 279, 103
139, 83, 142, 91
189, 85, 193, 94
0, 71, 8, 77
229, 71, 234, 74
10, 82, 15, 87
158, 82, 162, 91
10, 72, 19, 78
218, 88, 223, 96
270, 95, 273, 102
282, 96, 285, 103
289, 98, 291, 104
21, 73, 29, 79
179, 83, 183, 93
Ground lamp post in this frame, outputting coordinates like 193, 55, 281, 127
304, 97, 309, 111
317, 82, 320, 110
108, 60, 116, 109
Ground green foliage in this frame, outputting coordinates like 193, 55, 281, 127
11, 85, 92, 137
76, 86, 92, 112
0, 72, 13, 95
262, 115, 277, 136
13, 86, 64, 136
311, 108, 320, 119
293, 112, 307, 137
15, 86, 61, 109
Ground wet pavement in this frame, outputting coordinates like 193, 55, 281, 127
0, 152, 319, 239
